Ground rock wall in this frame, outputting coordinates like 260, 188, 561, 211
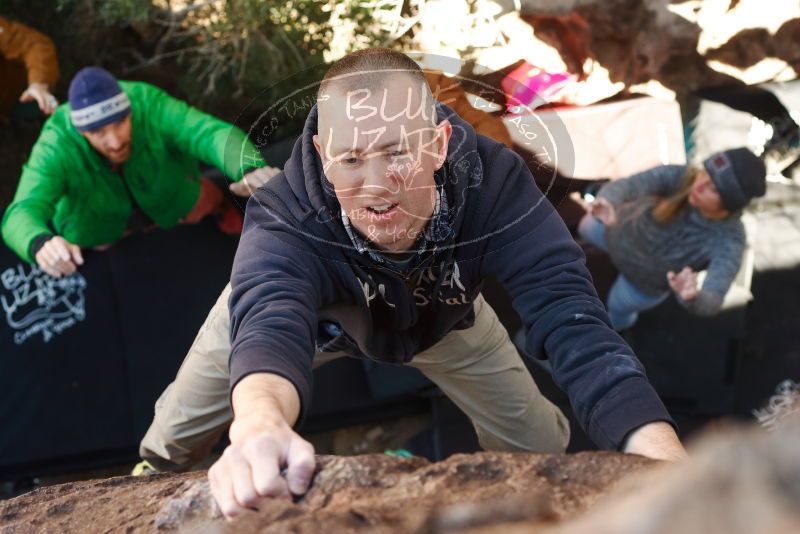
519, 0, 800, 95
0, 452, 653, 533
3, 416, 800, 533
414, 0, 799, 103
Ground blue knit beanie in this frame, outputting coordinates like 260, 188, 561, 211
69, 67, 131, 132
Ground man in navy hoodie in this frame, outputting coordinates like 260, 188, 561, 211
143, 49, 686, 517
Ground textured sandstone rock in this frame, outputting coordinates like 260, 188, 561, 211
0, 471, 209, 534
3, 417, 800, 533
0, 452, 654, 533
545, 416, 800, 534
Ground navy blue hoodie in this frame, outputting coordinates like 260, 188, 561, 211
229, 103, 674, 450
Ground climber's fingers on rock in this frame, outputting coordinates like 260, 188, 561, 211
286, 438, 316, 495
209, 454, 246, 519
247, 437, 291, 499
223, 447, 264, 511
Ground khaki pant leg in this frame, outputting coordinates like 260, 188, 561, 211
408, 294, 570, 453
139, 283, 347, 471
139, 283, 234, 471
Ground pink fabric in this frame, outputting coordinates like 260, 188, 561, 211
502, 62, 575, 111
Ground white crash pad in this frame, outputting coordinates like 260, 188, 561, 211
503, 96, 686, 180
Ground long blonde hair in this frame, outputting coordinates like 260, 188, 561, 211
652, 167, 700, 225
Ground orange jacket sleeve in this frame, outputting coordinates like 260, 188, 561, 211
425, 70, 512, 148
0, 16, 59, 87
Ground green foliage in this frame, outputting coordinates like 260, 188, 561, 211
37, 0, 412, 101
3, 0, 421, 137
68, 0, 154, 24
183, 0, 333, 95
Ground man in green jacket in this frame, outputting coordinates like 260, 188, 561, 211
1, 66, 277, 277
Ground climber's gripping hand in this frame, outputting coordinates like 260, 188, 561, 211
208, 373, 315, 520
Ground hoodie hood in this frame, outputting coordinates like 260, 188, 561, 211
279, 102, 484, 267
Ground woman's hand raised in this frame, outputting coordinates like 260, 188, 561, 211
667, 267, 699, 301
588, 197, 618, 226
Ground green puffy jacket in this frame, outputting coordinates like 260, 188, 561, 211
1, 81, 264, 262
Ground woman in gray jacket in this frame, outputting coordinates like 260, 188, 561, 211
578, 147, 767, 330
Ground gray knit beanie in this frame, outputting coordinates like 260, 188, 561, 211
703, 148, 767, 212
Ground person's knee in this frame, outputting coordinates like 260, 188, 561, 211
553, 408, 571, 450
139, 418, 224, 472
140, 387, 232, 469
139, 443, 194, 473
608, 309, 639, 331
139, 427, 187, 472
474, 405, 571, 454
606, 281, 640, 328
538, 407, 570, 453
577, 213, 606, 250
577, 212, 594, 240
475, 426, 568, 454
474, 425, 518, 452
